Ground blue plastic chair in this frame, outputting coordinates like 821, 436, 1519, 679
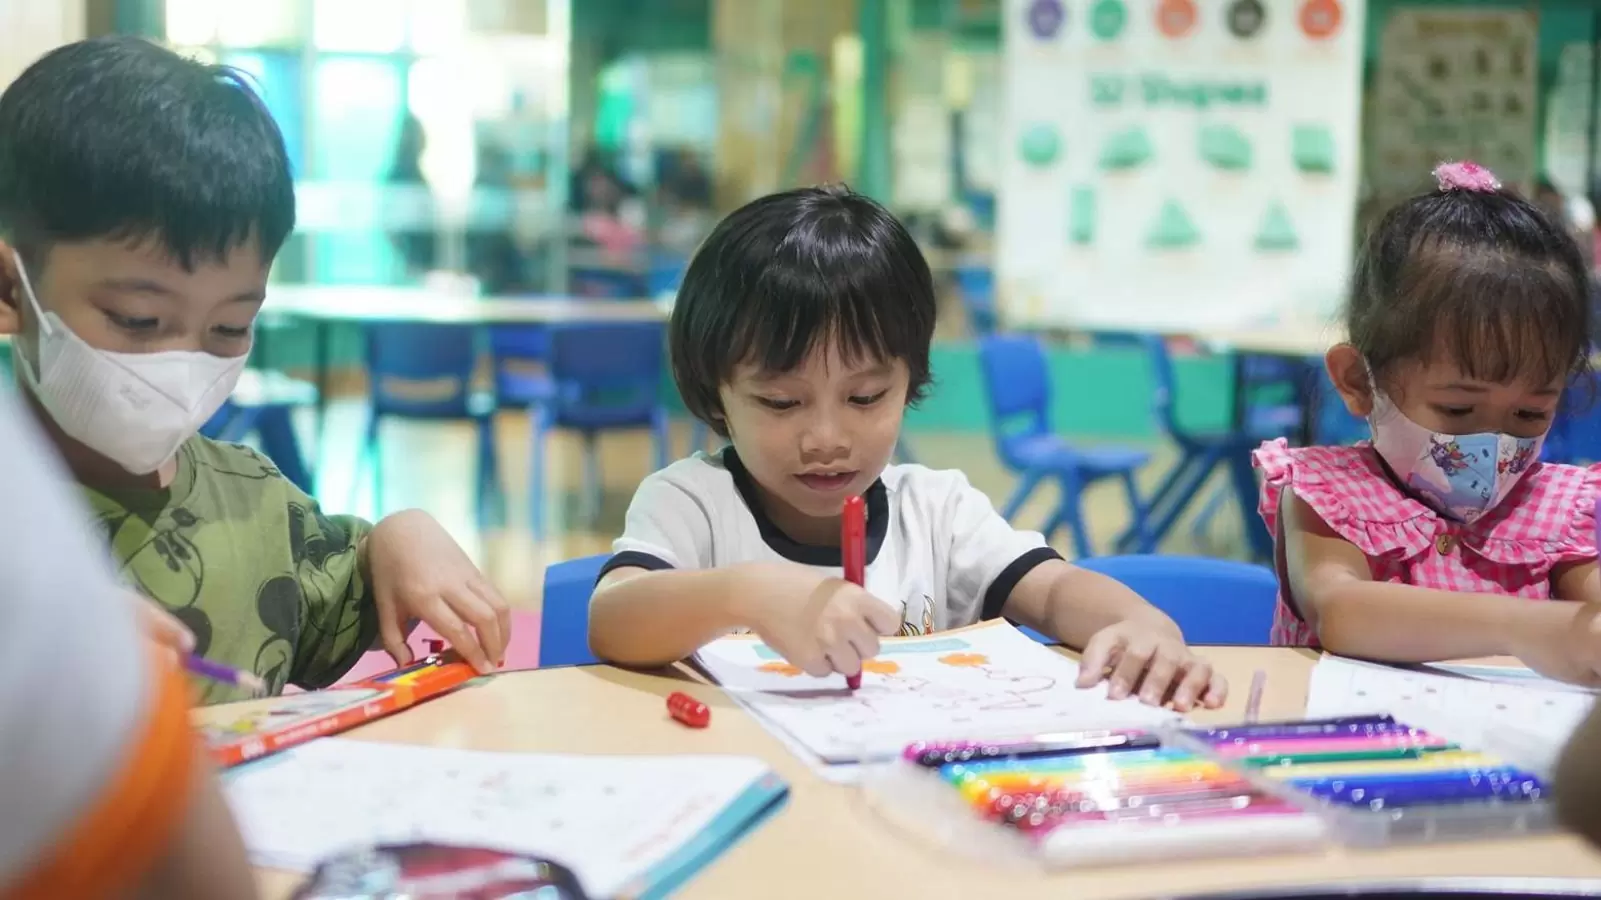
1124, 335, 1280, 560
530, 323, 671, 536
1544, 371, 1601, 464
361, 323, 501, 526
1073, 554, 1277, 645
953, 265, 998, 335
539, 553, 608, 667
645, 253, 687, 300
978, 333, 1154, 558
488, 324, 556, 408
201, 371, 317, 493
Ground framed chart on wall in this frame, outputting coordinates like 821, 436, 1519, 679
1368, 9, 1538, 205
997, 0, 1365, 332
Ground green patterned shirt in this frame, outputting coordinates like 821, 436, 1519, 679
81, 437, 378, 705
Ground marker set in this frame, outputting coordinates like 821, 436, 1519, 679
865, 715, 1556, 868
1179, 714, 1554, 845
866, 729, 1327, 868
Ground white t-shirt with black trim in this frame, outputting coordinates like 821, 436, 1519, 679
602, 448, 1061, 634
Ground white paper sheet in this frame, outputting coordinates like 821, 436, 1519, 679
694, 620, 1179, 775
1305, 655, 1597, 771
223, 739, 783, 899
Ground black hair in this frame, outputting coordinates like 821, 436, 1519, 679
0, 36, 295, 271
1348, 174, 1592, 395
669, 184, 937, 436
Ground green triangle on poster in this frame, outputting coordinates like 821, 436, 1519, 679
1147, 199, 1200, 249
1099, 127, 1153, 170
1255, 202, 1299, 251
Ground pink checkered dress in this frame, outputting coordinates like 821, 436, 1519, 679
1254, 438, 1600, 646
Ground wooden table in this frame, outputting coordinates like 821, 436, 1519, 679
202, 647, 1601, 900
262, 284, 668, 325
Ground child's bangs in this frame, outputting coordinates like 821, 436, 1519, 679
731, 251, 919, 378
1402, 245, 1587, 388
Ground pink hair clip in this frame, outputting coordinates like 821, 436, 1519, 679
1433, 160, 1501, 193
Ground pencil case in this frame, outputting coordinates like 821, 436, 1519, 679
859, 727, 1329, 869
1167, 714, 1557, 848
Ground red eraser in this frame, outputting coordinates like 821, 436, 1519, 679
667, 691, 710, 728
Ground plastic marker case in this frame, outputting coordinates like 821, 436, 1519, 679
860, 715, 1557, 869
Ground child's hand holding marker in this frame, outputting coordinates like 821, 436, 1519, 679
133, 594, 196, 657
1075, 620, 1227, 712
366, 509, 513, 675
742, 561, 902, 680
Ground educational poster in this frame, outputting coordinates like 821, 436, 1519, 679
1369, 9, 1538, 201
997, 0, 1366, 332
695, 620, 1177, 770
1541, 42, 1595, 199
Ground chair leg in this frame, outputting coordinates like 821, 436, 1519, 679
529, 410, 548, 539
689, 419, 710, 457
1115, 453, 1194, 553
1117, 469, 1155, 554
475, 416, 501, 531
582, 432, 602, 525
353, 411, 380, 515
1144, 449, 1223, 552
1229, 449, 1272, 561
651, 412, 670, 472
1043, 472, 1092, 559
256, 406, 315, 494
1000, 470, 1045, 522
1188, 486, 1230, 545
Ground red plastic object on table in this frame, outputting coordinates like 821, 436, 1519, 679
667, 691, 710, 728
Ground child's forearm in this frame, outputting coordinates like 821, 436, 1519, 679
1037, 567, 1180, 649
588, 566, 759, 667
1311, 580, 1570, 661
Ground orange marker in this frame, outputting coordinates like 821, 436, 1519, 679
842, 494, 867, 690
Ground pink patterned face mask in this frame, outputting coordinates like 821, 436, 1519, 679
1368, 392, 1542, 523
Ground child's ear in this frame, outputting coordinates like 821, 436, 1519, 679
1325, 344, 1373, 419
0, 241, 20, 335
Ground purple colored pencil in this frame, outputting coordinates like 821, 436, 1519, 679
186, 655, 267, 694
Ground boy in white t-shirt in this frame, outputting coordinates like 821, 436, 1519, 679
590, 185, 1227, 711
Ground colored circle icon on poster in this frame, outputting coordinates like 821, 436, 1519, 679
1089, 0, 1126, 40
1299, 0, 1341, 39
1027, 0, 1066, 39
1227, 0, 1266, 39
1019, 124, 1062, 167
1156, 0, 1197, 39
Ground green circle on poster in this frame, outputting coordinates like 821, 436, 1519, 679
1018, 125, 1061, 167
1090, 0, 1127, 40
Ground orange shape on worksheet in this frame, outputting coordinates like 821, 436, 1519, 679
758, 661, 804, 676
861, 659, 901, 675
938, 653, 991, 668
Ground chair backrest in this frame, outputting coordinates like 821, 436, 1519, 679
1547, 371, 1601, 464
1073, 554, 1278, 645
547, 322, 666, 429
489, 323, 550, 362
977, 333, 1050, 467
539, 553, 608, 667
366, 323, 480, 417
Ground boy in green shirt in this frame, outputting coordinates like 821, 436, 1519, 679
0, 37, 510, 705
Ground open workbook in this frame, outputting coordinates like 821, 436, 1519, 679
225, 739, 787, 900
693, 619, 1180, 778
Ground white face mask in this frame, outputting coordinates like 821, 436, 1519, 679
11, 255, 248, 475
1368, 391, 1543, 524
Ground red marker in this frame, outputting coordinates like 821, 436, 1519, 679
667, 691, 710, 728
842, 494, 867, 690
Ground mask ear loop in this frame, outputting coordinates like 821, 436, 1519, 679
11, 253, 57, 338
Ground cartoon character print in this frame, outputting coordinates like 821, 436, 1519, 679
897, 594, 937, 637
1499, 443, 1537, 477
1428, 438, 1471, 475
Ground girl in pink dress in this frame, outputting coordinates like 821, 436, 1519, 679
1256, 161, 1601, 685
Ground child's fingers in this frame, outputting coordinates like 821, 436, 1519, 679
470, 577, 513, 664
136, 600, 196, 653
1203, 669, 1230, 708
446, 586, 505, 668
1075, 630, 1121, 688
825, 644, 863, 679
844, 624, 881, 670
375, 595, 413, 667
1107, 639, 1154, 700
1169, 661, 1214, 712
421, 599, 495, 674
1137, 650, 1180, 707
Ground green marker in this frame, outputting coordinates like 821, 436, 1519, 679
1239, 744, 1460, 768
